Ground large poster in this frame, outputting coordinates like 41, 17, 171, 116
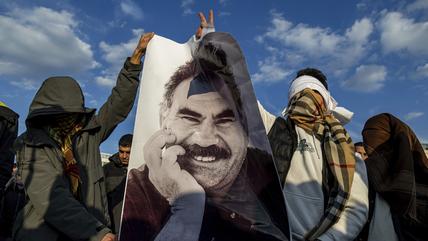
120, 32, 290, 241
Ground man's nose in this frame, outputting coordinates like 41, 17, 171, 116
194, 121, 219, 147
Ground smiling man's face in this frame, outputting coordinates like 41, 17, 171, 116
161, 74, 248, 195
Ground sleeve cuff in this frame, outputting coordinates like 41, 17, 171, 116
124, 57, 143, 72
89, 226, 111, 241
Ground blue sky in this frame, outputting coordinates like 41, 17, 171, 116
1, 0, 427, 154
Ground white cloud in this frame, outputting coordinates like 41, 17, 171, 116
10, 78, 38, 90
218, 12, 231, 17
120, 0, 143, 20
89, 99, 98, 106
356, 2, 367, 10
342, 65, 387, 92
252, 55, 292, 83
407, 0, 428, 11
97, 28, 143, 87
0, 7, 98, 89
255, 11, 374, 81
181, 0, 195, 15
404, 111, 424, 120
258, 12, 372, 58
346, 18, 373, 44
416, 63, 428, 77
95, 76, 115, 87
379, 11, 428, 55
99, 31, 142, 65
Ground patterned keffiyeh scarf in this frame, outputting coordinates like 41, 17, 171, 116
287, 88, 356, 240
48, 114, 83, 201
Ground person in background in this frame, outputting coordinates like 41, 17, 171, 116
0, 102, 18, 196
258, 68, 368, 241
0, 101, 19, 240
354, 142, 368, 161
363, 113, 427, 241
13, 32, 154, 241
103, 134, 133, 234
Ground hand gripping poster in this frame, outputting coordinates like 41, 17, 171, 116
120, 32, 290, 241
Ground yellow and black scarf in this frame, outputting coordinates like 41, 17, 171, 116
287, 88, 356, 240
48, 114, 83, 200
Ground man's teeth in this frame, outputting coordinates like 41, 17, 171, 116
194, 156, 216, 162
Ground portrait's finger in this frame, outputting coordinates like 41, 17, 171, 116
145, 130, 176, 169
161, 145, 185, 166
146, 129, 175, 148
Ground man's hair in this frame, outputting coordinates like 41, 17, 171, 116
119, 134, 133, 147
354, 142, 364, 147
162, 60, 198, 109
160, 59, 248, 134
296, 68, 328, 90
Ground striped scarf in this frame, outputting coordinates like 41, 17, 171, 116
48, 114, 83, 200
287, 88, 356, 240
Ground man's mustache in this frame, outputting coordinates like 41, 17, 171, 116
179, 144, 231, 160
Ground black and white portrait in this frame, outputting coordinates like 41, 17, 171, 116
120, 32, 290, 241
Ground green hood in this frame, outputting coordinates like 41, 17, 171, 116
26, 76, 95, 126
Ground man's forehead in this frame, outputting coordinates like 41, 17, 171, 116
187, 73, 219, 98
171, 74, 237, 113
355, 146, 365, 151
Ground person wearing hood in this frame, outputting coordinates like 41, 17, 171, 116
103, 134, 132, 234
362, 113, 428, 241
12, 32, 154, 241
258, 68, 369, 241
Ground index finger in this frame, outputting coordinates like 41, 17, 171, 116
198, 12, 207, 26
208, 9, 214, 26
144, 130, 176, 169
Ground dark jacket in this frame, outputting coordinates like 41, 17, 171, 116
120, 148, 290, 241
103, 153, 127, 234
267, 117, 296, 187
363, 113, 428, 241
0, 174, 26, 238
13, 59, 142, 241
0, 105, 19, 191
0, 105, 19, 238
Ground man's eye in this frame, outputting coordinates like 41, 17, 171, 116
181, 116, 199, 123
216, 118, 235, 125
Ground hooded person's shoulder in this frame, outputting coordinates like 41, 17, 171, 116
0, 105, 19, 124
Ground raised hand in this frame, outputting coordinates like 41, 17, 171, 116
101, 233, 116, 241
130, 32, 155, 64
144, 129, 204, 204
195, 9, 214, 40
